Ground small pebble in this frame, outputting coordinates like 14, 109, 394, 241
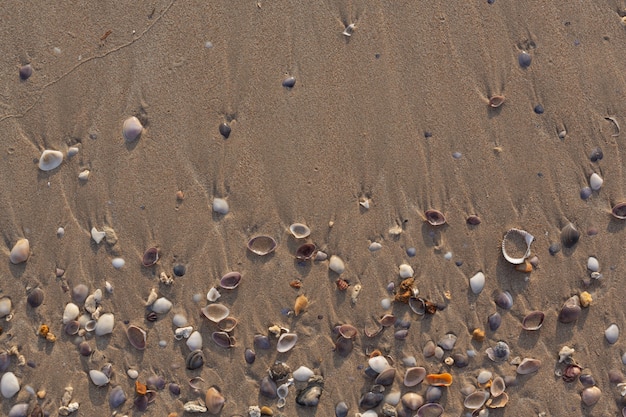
589, 173, 603, 191
605, 324, 619, 344
78, 170, 90, 181
19, 64, 33, 80
282, 76, 296, 88
587, 257, 599, 272
452, 152, 462, 159
580, 187, 592, 200
111, 258, 125, 269
57, 227, 65, 238
381, 298, 391, 310
589, 147, 603, 162
443, 252, 452, 260
518, 52, 532, 68
212, 198, 229, 215
534, 104, 544, 114
173, 264, 186, 277
406, 247, 416, 257
548, 243, 561, 255
127, 369, 139, 379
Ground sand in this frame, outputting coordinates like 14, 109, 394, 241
1, 0, 626, 416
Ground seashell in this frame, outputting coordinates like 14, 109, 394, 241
487, 312, 502, 332
152, 297, 172, 314
522, 310, 545, 330
334, 335, 353, 356
469, 272, 485, 294
8, 403, 29, 417
562, 364, 582, 382
142, 247, 159, 267
453, 353, 469, 368
38, 150, 63, 171
9, 238, 30, 265
581, 386, 601, 406
220, 271, 242, 289
206, 287, 221, 302
294, 294, 309, 316
375, 367, 396, 386
587, 256, 599, 272
134, 394, 149, 411
254, 334, 271, 350
247, 235, 277, 256
467, 215, 481, 225
27, 288, 44, 308
293, 366, 315, 382
63, 303, 80, 324
64, 320, 80, 335
605, 323, 619, 344
495, 291, 513, 309
486, 391, 509, 408
212, 197, 229, 214
186, 330, 203, 351
85, 319, 97, 332
109, 386, 127, 408
315, 250, 328, 261
329, 255, 345, 274
580, 186, 592, 200
558, 295, 581, 323
487, 341, 510, 362
186, 349, 205, 370
502, 228, 534, 264
516, 358, 541, 374
89, 369, 110, 387
338, 324, 358, 339
244, 348, 256, 364
402, 392, 425, 410
488, 95, 505, 108
368, 242, 382, 251
72, 284, 89, 304
111, 257, 125, 269
0, 351, 9, 372
289, 223, 310, 238
169, 382, 181, 395
464, 390, 489, 410
219, 122, 231, 138
0, 298, 11, 319
147, 375, 165, 390
379, 314, 396, 327
426, 373, 453, 386
515, 259, 533, 272
368, 355, 389, 373
437, 333, 457, 350
296, 377, 324, 407
218, 316, 238, 332
518, 51, 532, 67
282, 76, 296, 88
335, 401, 349, 417
78, 341, 92, 356
335, 278, 349, 291
589, 173, 603, 191
612, 202, 626, 220
212, 331, 234, 348
416, 402, 444, 417
1, 372, 20, 398
424, 209, 446, 226
122, 116, 143, 141
260, 376, 278, 398
277, 332, 298, 352
201, 303, 230, 322
296, 243, 317, 261
205, 387, 225, 414
490, 376, 506, 396
359, 391, 384, 409
561, 223, 580, 248
399, 263, 414, 278
404, 367, 426, 387
579, 373, 595, 387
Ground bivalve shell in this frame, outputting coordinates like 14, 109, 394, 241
490, 376, 506, 397
516, 358, 541, 374
63, 303, 80, 324
95, 313, 115, 336
220, 271, 242, 289
612, 202, 626, 220
404, 367, 427, 387
495, 291, 514, 309
425, 373, 453, 386
201, 303, 230, 322
89, 370, 110, 387
402, 392, 424, 410
0, 372, 20, 398
424, 209, 446, 226
218, 317, 238, 332
463, 390, 489, 410
522, 311, 545, 330
142, 247, 159, 267
587, 256, 600, 272
0, 298, 12, 318
205, 387, 225, 414
212, 331, 235, 348
469, 272, 485, 294
295, 243, 317, 261
416, 402, 444, 417
502, 228, 534, 264
486, 341, 510, 362
437, 333, 457, 350
277, 332, 298, 352
247, 236, 277, 256
558, 295, 581, 323
605, 324, 619, 344
109, 385, 127, 408
293, 366, 315, 382
9, 239, 30, 264
375, 367, 396, 386
186, 331, 203, 351
589, 173, 603, 191
329, 255, 345, 274
581, 386, 601, 406
212, 197, 229, 215
122, 116, 143, 141
27, 288, 44, 308
38, 150, 63, 171
289, 223, 311, 239
368, 355, 389, 373
152, 297, 172, 314
561, 223, 580, 248
186, 349, 205, 370
487, 391, 509, 408
8, 403, 29, 417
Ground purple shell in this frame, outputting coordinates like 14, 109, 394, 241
142, 247, 159, 267
212, 331, 235, 348
126, 325, 147, 350
219, 272, 242, 289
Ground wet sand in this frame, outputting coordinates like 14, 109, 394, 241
2, 1, 626, 416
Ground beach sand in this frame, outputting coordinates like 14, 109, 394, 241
1, 1, 626, 416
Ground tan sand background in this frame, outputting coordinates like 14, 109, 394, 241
1, 0, 626, 415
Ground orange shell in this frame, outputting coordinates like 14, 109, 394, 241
38, 324, 49, 337
135, 380, 147, 395
515, 260, 533, 273
289, 280, 303, 289
472, 328, 485, 342
426, 372, 453, 386
294, 294, 309, 316
369, 349, 382, 358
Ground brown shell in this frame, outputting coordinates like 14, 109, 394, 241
424, 209, 446, 226
136, 380, 147, 395
612, 202, 626, 220
289, 280, 303, 289
335, 278, 350, 291
489, 95, 505, 108
515, 260, 533, 273
294, 294, 309, 316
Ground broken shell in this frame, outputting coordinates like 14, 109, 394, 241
38, 150, 63, 171
425, 373, 453, 387
501, 228, 534, 264
521, 311, 545, 331
562, 364, 582, 382
612, 202, 626, 220
293, 366, 315, 382
404, 367, 427, 387
295, 243, 316, 261
561, 223, 580, 248
289, 223, 311, 239
142, 248, 159, 267
486, 391, 509, 408
63, 320, 80, 335
205, 387, 225, 414
464, 390, 489, 410
220, 272, 242, 289
334, 335, 353, 356
218, 317, 238, 332
206, 287, 221, 302
338, 324, 358, 339
486, 341, 510, 362
558, 295, 581, 323
212, 331, 235, 348
9, 239, 30, 264
201, 303, 230, 323
424, 209, 446, 226
516, 358, 541, 374
437, 333, 457, 350
295, 377, 324, 406
294, 294, 309, 316
277, 333, 298, 353
126, 325, 147, 350
247, 236, 277, 256
488, 95, 505, 108
122, 116, 143, 141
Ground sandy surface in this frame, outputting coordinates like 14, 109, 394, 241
1, 1, 626, 416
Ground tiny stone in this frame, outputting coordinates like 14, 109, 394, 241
534, 104, 544, 114
549, 243, 561, 255
173, 264, 186, 277
580, 187, 592, 200
443, 252, 452, 260
57, 227, 65, 238
406, 247, 416, 257
452, 152, 462, 159
19, 64, 33, 80
518, 52, 532, 68
111, 258, 125, 269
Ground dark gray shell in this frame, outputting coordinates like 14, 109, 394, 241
27, 288, 44, 308
561, 223, 580, 248
253, 334, 271, 350
558, 295, 581, 324
495, 291, 513, 309
260, 376, 277, 399
244, 348, 256, 364
488, 312, 502, 331
424, 209, 446, 226
142, 247, 159, 267
335, 401, 349, 417
185, 349, 205, 370
334, 335, 353, 357
219, 122, 231, 138
359, 391, 384, 409
295, 243, 317, 261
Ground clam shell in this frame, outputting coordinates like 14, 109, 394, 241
416, 402, 444, 417
296, 378, 323, 407
9, 239, 30, 264
425, 373, 453, 386
561, 223, 580, 248
605, 323, 619, 344
368, 355, 390, 373
218, 316, 238, 332
464, 390, 489, 410
89, 369, 110, 387
612, 202, 626, 220
126, 325, 147, 350
359, 391, 384, 409
424, 209, 446, 226
64, 320, 80, 335
247, 235, 277, 256
516, 358, 541, 374
122, 116, 143, 141
490, 376, 506, 397
501, 228, 533, 264
335, 401, 349, 417
109, 386, 127, 408
282, 76, 296, 88
253, 334, 271, 350
260, 376, 277, 398
379, 314, 396, 327
27, 288, 44, 308
338, 324, 358, 339
296, 243, 317, 260
244, 348, 256, 364
219, 272, 242, 289
489, 95, 505, 108
521, 310, 545, 330
375, 367, 396, 386
1, 372, 20, 398
186, 349, 204, 370
334, 335, 353, 356
8, 403, 29, 417
289, 223, 311, 238
212, 331, 235, 348
590, 173, 603, 191
329, 255, 345, 274
212, 197, 229, 214
581, 386, 601, 406
486, 341, 510, 362
277, 332, 298, 353
404, 367, 427, 387
142, 247, 159, 267
469, 272, 485, 294
219, 122, 231, 138
558, 295, 581, 323
437, 333, 457, 350
488, 312, 502, 331
186, 331, 203, 351
293, 366, 315, 382
487, 391, 509, 408
38, 150, 63, 171
402, 392, 424, 410
205, 387, 225, 414
201, 303, 230, 322
495, 291, 513, 309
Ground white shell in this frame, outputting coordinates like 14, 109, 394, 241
78, 169, 90, 181
589, 173, 603, 191
276, 332, 298, 353
368, 242, 382, 252
605, 324, 619, 344
127, 369, 139, 379
469, 272, 485, 294
0, 298, 12, 318
587, 257, 599, 272
0, 372, 20, 398
175, 326, 193, 340
152, 297, 173, 314
289, 223, 311, 239
384, 390, 401, 406
89, 370, 110, 387
111, 258, 125, 269
212, 198, 229, 215
172, 314, 188, 327
381, 298, 391, 310
68, 146, 79, 157
95, 313, 114, 336
329, 255, 345, 274
63, 303, 80, 324
91, 227, 106, 244
501, 228, 534, 264
186, 331, 203, 351
9, 239, 30, 264
399, 264, 414, 278
38, 150, 63, 171
122, 116, 143, 142
368, 355, 390, 373
361, 411, 378, 417
206, 287, 221, 302
476, 370, 492, 384
293, 366, 315, 382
